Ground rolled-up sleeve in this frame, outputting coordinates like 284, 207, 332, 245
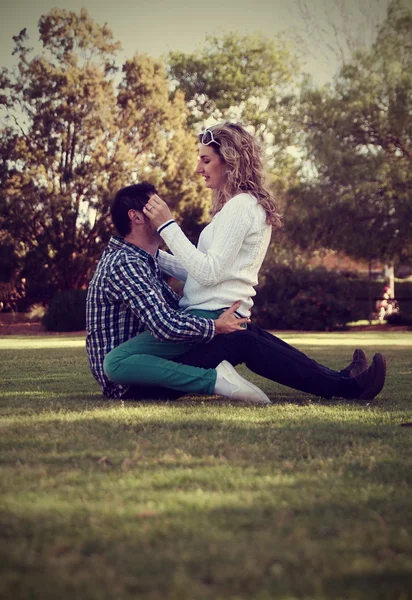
107, 258, 215, 343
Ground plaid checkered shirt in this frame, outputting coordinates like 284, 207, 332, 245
86, 236, 215, 399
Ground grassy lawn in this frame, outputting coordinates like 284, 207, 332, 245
0, 331, 411, 600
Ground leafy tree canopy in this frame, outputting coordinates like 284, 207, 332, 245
0, 9, 209, 304
169, 32, 303, 196
286, 0, 412, 268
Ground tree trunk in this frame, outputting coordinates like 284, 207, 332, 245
368, 259, 373, 323
384, 263, 395, 297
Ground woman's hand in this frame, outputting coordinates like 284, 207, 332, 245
143, 194, 173, 229
214, 301, 250, 335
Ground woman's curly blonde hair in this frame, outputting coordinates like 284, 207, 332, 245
198, 122, 282, 228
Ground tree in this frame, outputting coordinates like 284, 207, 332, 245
168, 32, 303, 195
285, 0, 412, 275
0, 9, 209, 306
116, 53, 210, 241
292, 0, 390, 75
0, 10, 124, 303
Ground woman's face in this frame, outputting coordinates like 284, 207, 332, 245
196, 144, 227, 190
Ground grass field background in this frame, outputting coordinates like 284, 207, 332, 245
1, 331, 411, 600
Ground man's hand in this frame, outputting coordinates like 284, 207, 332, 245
143, 194, 173, 229
214, 301, 249, 335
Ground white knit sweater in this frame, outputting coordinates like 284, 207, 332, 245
158, 193, 271, 317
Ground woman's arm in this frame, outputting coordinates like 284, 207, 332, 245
145, 194, 253, 286
157, 249, 188, 282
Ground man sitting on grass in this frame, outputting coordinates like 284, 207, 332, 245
86, 182, 387, 404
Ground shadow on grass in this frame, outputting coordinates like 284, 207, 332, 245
1, 412, 411, 479
1, 490, 412, 600
323, 571, 412, 600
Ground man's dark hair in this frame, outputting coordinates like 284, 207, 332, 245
111, 182, 157, 237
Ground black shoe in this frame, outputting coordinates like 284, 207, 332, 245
354, 353, 386, 400
342, 349, 368, 378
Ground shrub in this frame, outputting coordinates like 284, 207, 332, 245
394, 280, 412, 321
43, 290, 87, 332
347, 279, 412, 321
253, 266, 363, 331
346, 279, 384, 319
16, 249, 59, 311
253, 268, 412, 330
386, 312, 412, 326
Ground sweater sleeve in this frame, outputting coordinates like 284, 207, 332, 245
157, 249, 188, 282
159, 194, 252, 287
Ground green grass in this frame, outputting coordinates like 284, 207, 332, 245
1, 332, 412, 600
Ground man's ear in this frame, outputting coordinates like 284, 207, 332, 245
128, 209, 144, 225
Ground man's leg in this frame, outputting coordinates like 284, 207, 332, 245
104, 330, 216, 395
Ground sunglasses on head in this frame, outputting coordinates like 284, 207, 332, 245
199, 129, 221, 146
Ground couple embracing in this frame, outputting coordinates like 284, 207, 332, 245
86, 123, 386, 405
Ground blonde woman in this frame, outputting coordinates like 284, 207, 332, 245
103, 123, 281, 402
145, 122, 282, 320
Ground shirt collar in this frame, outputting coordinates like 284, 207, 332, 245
108, 236, 156, 262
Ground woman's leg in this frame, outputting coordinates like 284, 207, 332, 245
178, 323, 348, 399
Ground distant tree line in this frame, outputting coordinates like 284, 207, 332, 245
0, 0, 411, 310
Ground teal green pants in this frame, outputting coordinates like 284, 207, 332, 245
103, 310, 222, 395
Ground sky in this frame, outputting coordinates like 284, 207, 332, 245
0, 0, 391, 86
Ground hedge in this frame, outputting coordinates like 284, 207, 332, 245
252, 266, 412, 330
42, 277, 412, 333
43, 289, 87, 332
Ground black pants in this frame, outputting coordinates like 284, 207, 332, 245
178, 323, 345, 399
